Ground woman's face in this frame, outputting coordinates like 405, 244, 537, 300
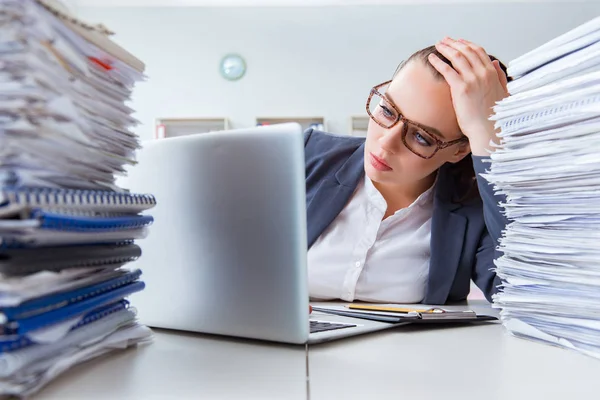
364, 60, 469, 187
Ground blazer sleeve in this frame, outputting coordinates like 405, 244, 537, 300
471, 155, 509, 302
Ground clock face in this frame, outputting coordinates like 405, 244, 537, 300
220, 54, 246, 81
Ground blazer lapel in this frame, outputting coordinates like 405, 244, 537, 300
424, 165, 467, 305
306, 144, 365, 248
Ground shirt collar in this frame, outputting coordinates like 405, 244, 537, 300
364, 174, 436, 211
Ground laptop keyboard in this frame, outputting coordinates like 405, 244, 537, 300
310, 320, 356, 334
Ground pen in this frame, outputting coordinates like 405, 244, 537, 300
347, 304, 442, 313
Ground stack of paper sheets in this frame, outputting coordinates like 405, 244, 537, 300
0, 0, 143, 191
0, 0, 155, 396
484, 16, 600, 359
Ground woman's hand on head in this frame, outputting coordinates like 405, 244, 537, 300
428, 37, 509, 156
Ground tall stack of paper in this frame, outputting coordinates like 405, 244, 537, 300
0, 0, 156, 396
484, 16, 600, 359
0, 0, 144, 190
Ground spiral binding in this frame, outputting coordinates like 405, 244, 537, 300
2, 188, 156, 212
0, 239, 136, 250
0, 300, 130, 354
34, 211, 154, 232
6, 270, 143, 320
35, 209, 130, 218
39, 255, 139, 270
500, 94, 600, 132
70, 300, 129, 330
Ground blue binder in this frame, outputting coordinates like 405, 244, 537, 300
0, 280, 145, 335
1, 269, 143, 320
32, 210, 154, 232
0, 300, 130, 353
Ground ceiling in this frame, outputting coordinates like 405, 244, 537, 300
64, 0, 594, 7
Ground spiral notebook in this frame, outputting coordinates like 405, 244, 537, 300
0, 307, 139, 380
0, 187, 156, 218
0, 243, 141, 276
0, 300, 129, 354
0, 211, 153, 233
1, 269, 142, 321
0, 280, 145, 335
0, 227, 149, 249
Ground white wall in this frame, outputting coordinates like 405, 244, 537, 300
79, 4, 600, 140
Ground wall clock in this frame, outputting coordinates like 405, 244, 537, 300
220, 54, 246, 81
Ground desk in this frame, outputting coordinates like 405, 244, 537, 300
34, 302, 600, 400
36, 329, 308, 400
309, 303, 600, 400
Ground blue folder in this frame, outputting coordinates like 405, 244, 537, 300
1, 269, 143, 320
0, 280, 144, 335
32, 210, 154, 232
0, 300, 130, 353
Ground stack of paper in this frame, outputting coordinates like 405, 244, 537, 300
0, 0, 156, 396
484, 16, 600, 359
0, 0, 142, 191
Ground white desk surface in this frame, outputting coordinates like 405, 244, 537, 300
35, 301, 600, 400
36, 329, 308, 400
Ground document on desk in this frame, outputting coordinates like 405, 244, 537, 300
484, 15, 600, 360
311, 304, 497, 324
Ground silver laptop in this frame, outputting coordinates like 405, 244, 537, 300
123, 123, 395, 344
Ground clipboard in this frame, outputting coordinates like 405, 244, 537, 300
311, 304, 498, 324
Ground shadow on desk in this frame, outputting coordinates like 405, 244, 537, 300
35, 328, 309, 400
34, 345, 143, 399
150, 316, 499, 349
33, 301, 499, 399
150, 327, 305, 349
309, 317, 501, 349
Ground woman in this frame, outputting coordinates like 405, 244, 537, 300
305, 37, 510, 305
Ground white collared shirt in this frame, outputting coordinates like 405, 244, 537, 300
307, 175, 434, 303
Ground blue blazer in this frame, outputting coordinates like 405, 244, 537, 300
304, 129, 507, 304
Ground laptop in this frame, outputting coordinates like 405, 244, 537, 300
123, 123, 396, 344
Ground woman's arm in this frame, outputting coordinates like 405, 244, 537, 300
428, 37, 511, 301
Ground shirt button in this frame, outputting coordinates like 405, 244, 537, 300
355, 261, 361, 268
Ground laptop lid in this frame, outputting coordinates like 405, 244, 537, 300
124, 123, 310, 344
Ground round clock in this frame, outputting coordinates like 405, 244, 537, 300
219, 54, 246, 81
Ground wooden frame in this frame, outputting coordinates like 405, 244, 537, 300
350, 115, 369, 137
155, 118, 230, 139
255, 116, 326, 132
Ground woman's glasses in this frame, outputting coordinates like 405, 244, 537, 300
366, 80, 468, 159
